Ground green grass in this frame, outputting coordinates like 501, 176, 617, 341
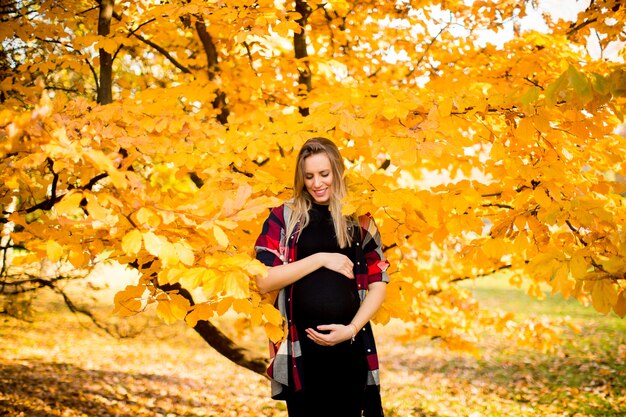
450, 275, 626, 417
459, 273, 625, 323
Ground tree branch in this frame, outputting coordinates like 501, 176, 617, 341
122, 17, 193, 75
53, 283, 144, 338
194, 16, 229, 124
407, 20, 451, 78
97, 0, 114, 104
567, 17, 598, 37
23, 158, 61, 213
22, 171, 108, 214
86, 58, 99, 92
83, 173, 108, 190
294, 0, 313, 116
566, 220, 588, 246
0, 273, 83, 295
428, 264, 514, 296
481, 203, 515, 210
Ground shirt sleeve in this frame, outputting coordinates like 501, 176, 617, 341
254, 205, 287, 267
360, 213, 390, 285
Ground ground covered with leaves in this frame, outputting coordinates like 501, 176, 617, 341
1, 280, 624, 417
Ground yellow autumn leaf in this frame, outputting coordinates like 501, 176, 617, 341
614, 291, 626, 319
86, 196, 110, 221
96, 36, 120, 54
121, 229, 143, 256
233, 195, 282, 222
386, 138, 418, 167
514, 117, 535, 144
54, 192, 84, 216
213, 224, 229, 248
250, 307, 263, 327
201, 268, 220, 298
113, 296, 143, 317
4, 176, 19, 189
244, 258, 268, 278
341, 197, 358, 216
550, 264, 574, 299
84, 149, 127, 190
591, 280, 618, 315
533, 187, 552, 207
185, 303, 213, 327
373, 305, 391, 325
223, 271, 249, 299
154, 117, 169, 133
338, 110, 370, 137
438, 97, 453, 117
143, 231, 163, 256
326, 0, 350, 14
169, 293, 191, 320
265, 322, 285, 344
232, 298, 252, 315
246, 139, 264, 161
46, 240, 63, 262
262, 303, 284, 326
136, 207, 161, 228
381, 104, 399, 120
112, 285, 146, 317
569, 253, 588, 280
68, 248, 87, 268
482, 238, 506, 260
215, 297, 232, 315
160, 241, 179, 266
178, 267, 204, 289
601, 256, 625, 275
174, 241, 195, 266
156, 300, 177, 325
273, 19, 301, 37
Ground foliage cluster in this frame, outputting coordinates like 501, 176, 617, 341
1, 0, 625, 365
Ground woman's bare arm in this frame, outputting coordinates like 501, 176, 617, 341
255, 252, 354, 294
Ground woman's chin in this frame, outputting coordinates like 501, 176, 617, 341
313, 196, 330, 204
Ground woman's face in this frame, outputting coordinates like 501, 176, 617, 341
303, 152, 333, 205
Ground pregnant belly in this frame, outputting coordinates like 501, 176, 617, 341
292, 269, 360, 328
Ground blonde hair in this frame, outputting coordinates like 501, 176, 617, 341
286, 137, 352, 248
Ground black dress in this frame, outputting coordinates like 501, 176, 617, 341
286, 203, 368, 417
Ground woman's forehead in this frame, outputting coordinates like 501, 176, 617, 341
303, 153, 331, 172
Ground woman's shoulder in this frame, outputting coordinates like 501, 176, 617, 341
354, 212, 381, 235
266, 201, 291, 224
355, 211, 374, 224
269, 203, 286, 213
356, 211, 373, 219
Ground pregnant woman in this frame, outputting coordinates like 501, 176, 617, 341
254, 137, 390, 417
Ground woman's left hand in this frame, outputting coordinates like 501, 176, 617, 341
305, 324, 352, 346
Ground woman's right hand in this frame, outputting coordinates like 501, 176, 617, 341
318, 252, 354, 279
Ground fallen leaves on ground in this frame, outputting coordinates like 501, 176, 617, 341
0, 293, 624, 417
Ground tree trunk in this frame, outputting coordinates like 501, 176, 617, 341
97, 0, 114, 105
294, 0, 312, 116
195, 17, 230, 125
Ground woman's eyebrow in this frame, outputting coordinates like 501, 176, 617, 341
305, 169, 330, 175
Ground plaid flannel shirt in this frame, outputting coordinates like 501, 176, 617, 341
254, 203, 390, 416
